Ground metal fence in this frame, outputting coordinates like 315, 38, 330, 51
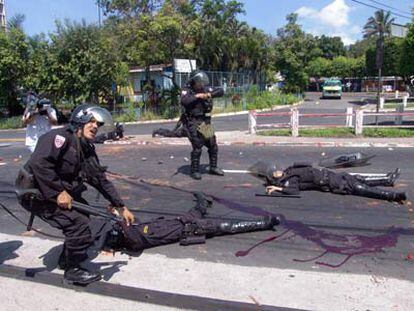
126, 70, 266, 119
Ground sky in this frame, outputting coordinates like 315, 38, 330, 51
4, 0, 414, 45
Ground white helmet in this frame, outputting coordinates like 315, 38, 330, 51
70, 104, 115, 134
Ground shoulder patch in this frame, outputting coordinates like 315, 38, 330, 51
181, 90, 188, 96
54, 135, 66, 149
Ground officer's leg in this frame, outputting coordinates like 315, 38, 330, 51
352, 183, 407, 203
182, 216, 280, 242
206, 136, 224, 176
152, 128, 176, 137
39, 206, 101, 285
189, 133, 204, 180
354, 168, 401, 187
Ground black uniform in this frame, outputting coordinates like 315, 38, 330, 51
268, 163, 406, 202
19, 126, 124, 268
152, 115, 188, 138
105, 193, 278, 252
180, 87, 224, 177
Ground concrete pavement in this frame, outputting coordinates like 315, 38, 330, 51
1, 232, 413, 311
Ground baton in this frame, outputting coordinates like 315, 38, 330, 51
255, 193, 301, 198
71, 201, 119, 221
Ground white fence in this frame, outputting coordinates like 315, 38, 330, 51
248, 99, 414, 137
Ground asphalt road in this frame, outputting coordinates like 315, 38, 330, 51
3, 92, 410, 141
1, 141, 413, 282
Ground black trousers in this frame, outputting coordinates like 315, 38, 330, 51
122, 205, 220, 250
26, 198, 93, 268
186, 118, 218, 158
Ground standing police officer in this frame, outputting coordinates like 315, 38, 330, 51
181, 70, 224, 180
16, 105, 135, 285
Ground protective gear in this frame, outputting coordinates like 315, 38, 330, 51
208, 150, 224, 176
190, 149, 202, 180
188, 70, 210, 88
215, 216, 279, 235
64, 267, 102, 285
319, 152, 376, 168
70, 104, 115, 136
57, 190, 73, 210
355, 168, 400, 187
352, 184, 406, 202
248, 160, 278, 182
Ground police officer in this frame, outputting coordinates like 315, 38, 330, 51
104, 192, 280, 252
181, 70, 224, 180
264, 163, 406, 203
16, 105, 135, 285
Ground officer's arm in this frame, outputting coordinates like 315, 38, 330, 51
210, 87, 224, 98
29, 133, 67, 200
280, 177, 301, 195
180, 90, 198, 108
47, 107, 58, 125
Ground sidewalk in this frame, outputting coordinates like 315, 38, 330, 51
108, 131, 414, 148
0, 232, 413, 310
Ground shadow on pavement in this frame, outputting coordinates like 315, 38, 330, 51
0, 240, 23, 264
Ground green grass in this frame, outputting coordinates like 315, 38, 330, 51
0, 116, 23, 129
258, 127, 414, 138
383, 102, 414, 109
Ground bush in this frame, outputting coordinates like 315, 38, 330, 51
0, 116, 23, 129
246, 89, 300, 110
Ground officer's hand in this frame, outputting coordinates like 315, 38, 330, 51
266, 186, 282, 194
121, 207, 135, 225
57, 190, 72, 210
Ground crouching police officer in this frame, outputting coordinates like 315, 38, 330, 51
181, 70, 224, 180
15, 104, 135, 285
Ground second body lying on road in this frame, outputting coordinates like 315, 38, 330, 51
265, 163, 406, 203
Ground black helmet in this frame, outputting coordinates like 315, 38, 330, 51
188, 70, 209, 88
70, 104, 115, 134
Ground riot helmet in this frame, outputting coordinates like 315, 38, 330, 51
248, 160, 279, 181
188, 70, 210, 89
70, 104, 115, 135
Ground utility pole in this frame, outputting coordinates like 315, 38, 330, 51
97, 0, 102, 27
0, 0, 6, 32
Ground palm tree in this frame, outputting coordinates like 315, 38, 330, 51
363, 10, 394, 120
7, 13, 25, 31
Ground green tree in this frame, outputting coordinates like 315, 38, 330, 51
272, 13, 321, 93
306, 57, 332, 91
317, 35, 346, 59
366, 37, 403, 76
48, 20, 127, 104
0, 27, 29, 115
399, 22, 414, 79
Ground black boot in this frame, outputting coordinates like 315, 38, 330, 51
64, 266, 102, 286
208, 151, 224, 176
359, 169, 401, 187
190, 151, 202, 180
353, 183, 407, 202
192, 192, 213, 216
217, 215, 280, 235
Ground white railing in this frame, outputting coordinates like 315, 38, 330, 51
249, 101, 414, 137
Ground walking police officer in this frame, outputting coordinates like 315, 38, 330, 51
181, 70, 224, 180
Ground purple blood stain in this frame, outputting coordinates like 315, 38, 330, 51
136, 180, 414, 268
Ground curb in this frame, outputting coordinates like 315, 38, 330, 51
104, 137, 414, 148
